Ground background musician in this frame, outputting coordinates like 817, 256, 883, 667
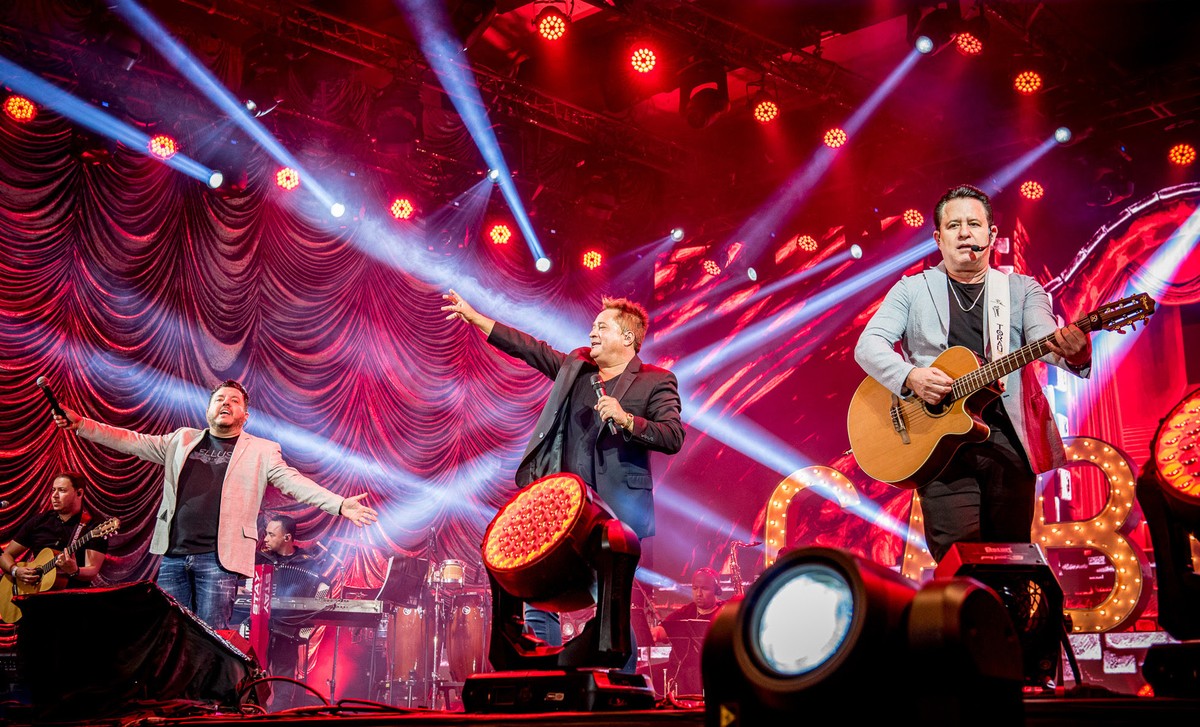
650, 568, 724, 697
1, 473, 107, 591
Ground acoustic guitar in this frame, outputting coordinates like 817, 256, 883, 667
847, 293, 1155, 488
0, 516, 120, 623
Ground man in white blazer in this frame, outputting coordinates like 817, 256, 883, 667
54, 380, 377, 629
855, 185, 1092, 562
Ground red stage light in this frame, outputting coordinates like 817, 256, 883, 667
753, 99, 779, 124
796, 234, 818, 252
390, 197, 415, 219
535, 7, 568, 41
3, 95, 36, 123
275, 167, 301, 191
823, 127, 848, 149
1168, 143, 1196, 166
702, 259, 721, 276
1014, 70, 1043, 95
582, 250, 602, 270
955, 32, 983, 56
630, 47, 657, 73
902, 209, 925, 228
1020, 180, 1045, 200
484, 473, 585, 570
148, 134, 177, 160
489, 223, 512, 245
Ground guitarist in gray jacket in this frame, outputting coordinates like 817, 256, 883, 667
854, 184, 1093, 562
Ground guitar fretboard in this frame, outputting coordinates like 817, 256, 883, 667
950, 312, 1098, 399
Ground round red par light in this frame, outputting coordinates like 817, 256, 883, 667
1168, 143, 1196, 167
630, 47, 657, 73
955, 32, 983, 56
534, 6, 568, 41
582, 250, 602, 270
148, 134, 178, 160
1014, 70, 1043, 95
902, 209, 925, 228
390, 197, 415, 220
275, 167, 301, 191
489, 223, 513, 245
1019, 180, 1045, 200
753, 99, 779, 124
3, 95, 37, 123
823, 128, 848, 149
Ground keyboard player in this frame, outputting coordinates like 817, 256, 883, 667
257, 515, 326, 705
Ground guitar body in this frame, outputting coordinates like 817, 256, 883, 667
847, 346, 999, 488
0, 549, 66, 623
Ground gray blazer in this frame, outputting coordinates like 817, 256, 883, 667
854, 264, 1088, 474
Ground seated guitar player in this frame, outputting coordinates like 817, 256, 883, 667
1, 473, 108, 592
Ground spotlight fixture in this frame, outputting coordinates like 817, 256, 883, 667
823, 128, 848, 149
702, 260, 721, 276
908, 7, 956, 55
390, 197, 415, 220
630, 47, 657, 74
702, 547, 1023, 724
902, 209, 925, 228
275, 167, 300, 191
148, 134, 178, 160
747, 267, 758, 282
535, 256, 552, 272
1019, 180, 1045, 200
330, 202, 346, 218
534, 5, 569, 41
954, 32, 983, 56
206, 170, 224, 189
849, 244, 863, 260
1054, 126, 1072, 144
751, 91, 779, 124
489, 223, 512, 245
1014, 70, 1043, 95
955, 14, 989, 56
1169, 143, 1197, 166
3, 95, 36, 123
487, 168, 501, 182
582, 250, 602, 270
795, 234, 817, 252
670, 227, 685, 242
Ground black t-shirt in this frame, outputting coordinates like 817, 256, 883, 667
167, 432, 238, 555
947, 278, 1006, 425
12, 511, 109, 588
562, 366, 626, 489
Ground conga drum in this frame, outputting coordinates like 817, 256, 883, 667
433, 559, 466, 590
445, 591, 488, 681
389, 605, 427, 681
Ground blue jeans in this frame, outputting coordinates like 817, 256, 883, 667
157, 552, 239, 630
523, 603, 638, 673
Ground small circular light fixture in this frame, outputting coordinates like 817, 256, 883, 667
207, 170, 224, 189
1054, 126, 1073, 144
535, 256, 552, 272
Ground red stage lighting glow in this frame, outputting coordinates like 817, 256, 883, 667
1014, 70, 1043, 95
1020, 180, 1045, 200
902, 209, 925, 228
630, 48, 657, 73
148, 134, 177, 160
823, 128, 848, 149
484, 474, 585, 570
1168, 143, 1196, 166
275, 167, 301, 191
535, 7, 568, 41
702, 259, 721, 276
489, 223, 512, 245
955, 32, 983, 56
753, 99, 779, 124
582, 250, 602, 270
390, 197, 415, 219
3, 95, 36, 123
796, 234, 818, 252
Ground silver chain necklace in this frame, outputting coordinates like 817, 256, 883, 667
949, 278, 986, 312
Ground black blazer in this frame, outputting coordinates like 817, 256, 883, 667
488, 323, 684, 538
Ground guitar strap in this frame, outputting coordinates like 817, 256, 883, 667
986, 268, 1011, 391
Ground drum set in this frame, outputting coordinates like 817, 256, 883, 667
383, 557, 490, 708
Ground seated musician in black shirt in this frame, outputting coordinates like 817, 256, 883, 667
1, 473, 108, 591
257, 514, 325, 706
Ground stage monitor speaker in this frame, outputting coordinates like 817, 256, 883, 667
15, 581, 264, 720
934, 542, 1068, 689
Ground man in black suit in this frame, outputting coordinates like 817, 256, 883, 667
442, 290, 685, 651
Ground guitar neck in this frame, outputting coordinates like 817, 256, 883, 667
36, 530, 95, 577
953, 313, 1096, 397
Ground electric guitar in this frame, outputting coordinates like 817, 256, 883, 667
0, 516, 120, 623
846, 293, 1155, 489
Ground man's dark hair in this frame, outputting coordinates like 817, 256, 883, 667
934, 184, 994, 229
54, 472, 86, 493
601, 296, 650, 352
269, 514, 297, 539
210, 379, 250, 409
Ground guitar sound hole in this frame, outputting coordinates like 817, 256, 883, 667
924, 399, 951, 417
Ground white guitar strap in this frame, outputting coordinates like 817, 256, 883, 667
986, 268, 1011, 390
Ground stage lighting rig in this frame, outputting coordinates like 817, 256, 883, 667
463, 473, 654, 713
908, 6, 957, 55
534, 4, 569, 41
678, 59, 729, 130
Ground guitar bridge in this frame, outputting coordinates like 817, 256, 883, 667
890, 394, 911, 445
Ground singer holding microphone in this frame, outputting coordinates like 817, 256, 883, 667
854, 184, 1093, 563
441, 290, 684, 662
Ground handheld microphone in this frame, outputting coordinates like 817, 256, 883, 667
590, 374, 618, 435
35, 376, 66, 418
